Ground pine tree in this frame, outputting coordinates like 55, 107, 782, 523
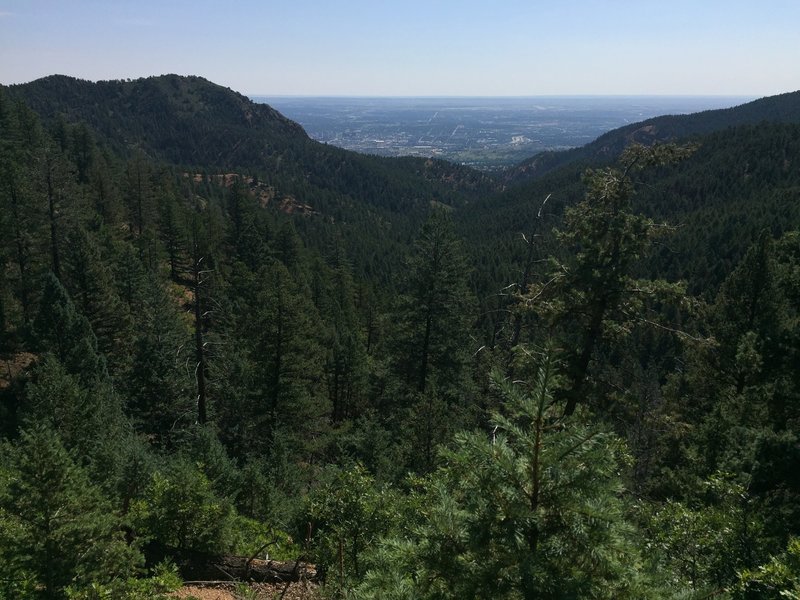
22, 357, 101, 456
87, 149, 123, 224
69, 122, 93, 185
519, 144, 692, 415
0, 426, 141, 599
112, 238, 149, 315
393, 209, 476, 400
711, 231, 796, 426
323, 243, 368, 423
0, 93, 45, 328
226, 178, 268, 270
62, 227, 127, 361
356, 353, 647, 599
251, 260, 329, 459
385, 210, 478, 471
37, 144, 75, 281
123, 151, 153, 242
156, 179, 187, 281
124, 274, 192, 443
33, 272, 106, 381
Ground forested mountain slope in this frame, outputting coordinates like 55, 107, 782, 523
9, 73, 305, 163
1, 76, 799, 599
461, 120, 800, 309
8, 74, 494, 203
506, 89, 800, 183
6, 75, 496, 282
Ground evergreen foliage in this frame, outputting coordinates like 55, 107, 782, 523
733, 537, 800, 599
305, 464, 402, 593
1, 75, 799, 596
32, 273, 106, 381
516, 144, 691, 415
357, 355, 647, 599
0, 426, 141, 599
129, 460, 235, 554
393, 209, 476, 399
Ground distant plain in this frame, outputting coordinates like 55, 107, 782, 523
253, 96, 754, 170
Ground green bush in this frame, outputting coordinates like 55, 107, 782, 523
129, 460, 235, 554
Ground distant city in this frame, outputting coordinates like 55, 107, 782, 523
252, 96, 754, 170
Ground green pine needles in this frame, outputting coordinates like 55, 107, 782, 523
356, 352, 648, 599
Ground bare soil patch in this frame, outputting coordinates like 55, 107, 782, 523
172, 581, 320, 600
0, 351, 36, 388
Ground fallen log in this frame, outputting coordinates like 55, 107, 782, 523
179, 554, 318, 583
143, 543, 318, 583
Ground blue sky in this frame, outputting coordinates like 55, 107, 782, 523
1, 0, 798, 96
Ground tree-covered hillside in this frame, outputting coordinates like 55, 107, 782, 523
7, 75, 497, 286
505, 89, 800, 183
1, 76, 799, 598
462, 120, 800, 309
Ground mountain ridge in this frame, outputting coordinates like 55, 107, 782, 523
8, 73, 496, 198
4, 73, 499, 284
7, 73, 308, 167
506, 89, 800, 183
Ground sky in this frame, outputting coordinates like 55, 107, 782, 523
0, 0, 798, 97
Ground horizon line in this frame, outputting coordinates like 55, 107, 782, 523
249, 93, 762, 99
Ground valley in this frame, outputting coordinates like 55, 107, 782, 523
1, 74, 799, 599
254, 95, 753, 169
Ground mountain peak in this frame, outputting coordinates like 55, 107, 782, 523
8, 73, 307, 167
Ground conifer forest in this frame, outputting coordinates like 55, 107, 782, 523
1, 75, 800, 598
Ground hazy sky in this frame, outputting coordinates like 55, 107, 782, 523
1, 0, 798, 96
